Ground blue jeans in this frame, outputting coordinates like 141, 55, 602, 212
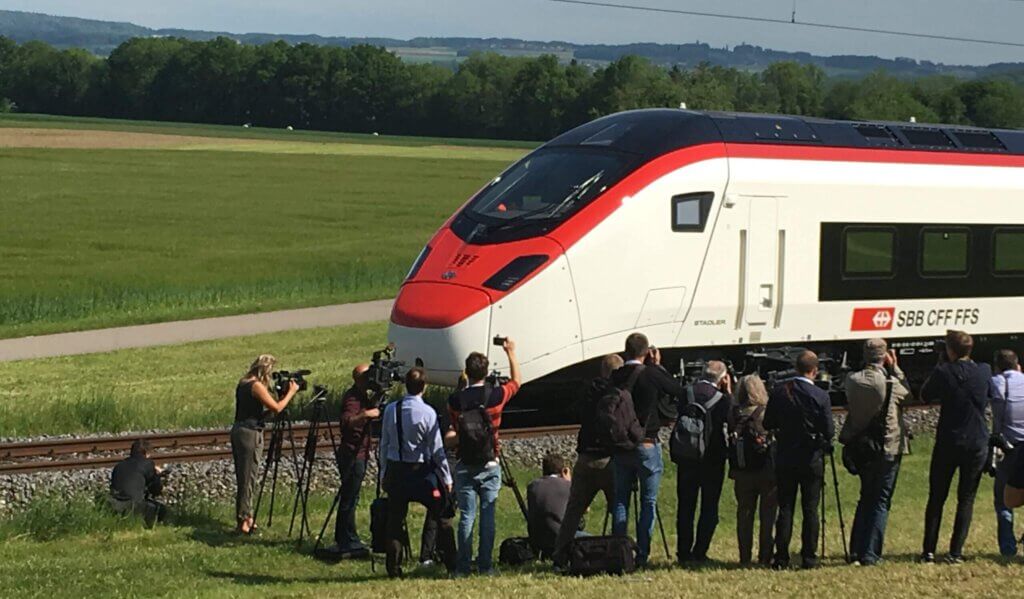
849, 456, 901, 564
455, 461, 502, 574
612, 443, 664, 565
995, 450, 1018, 556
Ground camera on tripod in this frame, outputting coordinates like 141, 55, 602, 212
367, 345, 405, 395
272, 369, 311, 396
486, 368, 510, 386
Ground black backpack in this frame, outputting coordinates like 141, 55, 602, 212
670, 385, 724, 463
563, 535, 638, 576
456, 386, 496, 467
595, 366, 645, 453
499, 537, 537, 566
728, 405, 771, 471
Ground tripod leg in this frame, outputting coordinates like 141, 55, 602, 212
656, 505, 670, 560
603, 508, 610, 536
829, 453, 849, 562
314, 488, 344, 554
820, 478, 826, 559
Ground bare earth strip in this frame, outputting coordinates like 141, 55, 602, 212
0, 300, 394, 362
0, 127, 526, 161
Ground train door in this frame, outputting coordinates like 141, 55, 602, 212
741, 196, 784, 328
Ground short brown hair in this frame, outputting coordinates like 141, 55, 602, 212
795, 350, 819, 376
465, 352, 489, 381
542, 453, 566, 476
946, 330, 973, 359
624, 332, 650, 360
405, 367, 427, 395
600, 354, 624, 379
995, 349, 1019, 373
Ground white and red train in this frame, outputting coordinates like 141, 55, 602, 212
387, 109, 1024, 415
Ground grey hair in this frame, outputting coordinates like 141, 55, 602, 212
863, 338, 887, 365
701, 360, 727, 383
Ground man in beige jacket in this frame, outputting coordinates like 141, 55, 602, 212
840, 338, 911, 566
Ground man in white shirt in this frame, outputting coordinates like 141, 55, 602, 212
991, 350, 1024, 556
379, 367, 456, 577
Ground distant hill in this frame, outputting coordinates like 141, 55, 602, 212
2, 9, 1022, 79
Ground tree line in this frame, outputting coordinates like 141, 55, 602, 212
1, 35, 1022, 141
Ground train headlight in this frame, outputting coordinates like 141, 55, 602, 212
483, 255, 549, 291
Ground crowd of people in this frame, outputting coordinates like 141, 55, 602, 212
106, 329, 1024, 577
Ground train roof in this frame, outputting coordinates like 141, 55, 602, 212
544, 108, 1024, 163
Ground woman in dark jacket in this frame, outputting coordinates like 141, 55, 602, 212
729, 374, 777, 566
232, 354, 298, 534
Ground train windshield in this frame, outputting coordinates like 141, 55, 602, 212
455, 148, 635, 242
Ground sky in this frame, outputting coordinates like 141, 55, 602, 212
2, 0, 1023, 66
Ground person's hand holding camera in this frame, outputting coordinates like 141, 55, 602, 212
502, 337, 516, 355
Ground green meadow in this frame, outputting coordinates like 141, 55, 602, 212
0, 119, 530, 338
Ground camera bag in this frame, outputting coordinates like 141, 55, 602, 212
499, 537, 536, 566
563, 535, 638, 576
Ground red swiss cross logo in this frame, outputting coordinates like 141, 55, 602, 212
851, 307, 895, 331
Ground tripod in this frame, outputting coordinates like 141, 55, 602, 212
820, 451, 849, 562
253, 411, 303, 530
290, 388, 334, 544
601, 478, 671, 560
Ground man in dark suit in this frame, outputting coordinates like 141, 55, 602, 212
109, 439, 166, 528
919, 330, 994, 564
527, 453, 573, 558
764, 351, 834, 569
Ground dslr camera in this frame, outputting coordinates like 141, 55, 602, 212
367, 345, 405, 396
272, 369, 311, 396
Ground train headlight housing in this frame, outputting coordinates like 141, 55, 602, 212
483, 255, 549, 291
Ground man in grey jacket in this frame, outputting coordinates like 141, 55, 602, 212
840, 338, 911, 566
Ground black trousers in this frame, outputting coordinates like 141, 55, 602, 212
774, 458, 824, 565
383, 461, 456, 577
923, 441, 987, 557
676, 456, 726, 560
333, 452, 368, 550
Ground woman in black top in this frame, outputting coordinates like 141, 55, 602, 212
232, 354, 299, 534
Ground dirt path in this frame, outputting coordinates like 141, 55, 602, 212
0, 300, 394, 362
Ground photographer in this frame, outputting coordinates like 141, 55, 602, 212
919, 330, 993, 564
448, 337, 521, 577
327, 363, 379, 557
109, 439, 166, 528
990, 350, 1024, 556
840, 339, 911, 566
231, 354, 299, 535
764, 351, 833, 570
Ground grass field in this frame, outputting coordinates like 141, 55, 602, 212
0, 436, 1018, 598
0, 119, 530, 338
0, 320, 387, 437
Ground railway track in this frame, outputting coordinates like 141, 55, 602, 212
0, 423, 582, 475
0, 404, 932, 476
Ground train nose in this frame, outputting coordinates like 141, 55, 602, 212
388, 282, 493, 385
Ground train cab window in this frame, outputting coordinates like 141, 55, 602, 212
921, 228, 970, 276
994, 228, 1024, 275
671, 192, 713, 232
842, 228, 895, 277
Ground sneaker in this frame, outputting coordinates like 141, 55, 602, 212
944, 554, 965, 565
918, 552, 936, 564
801, 558, 820, 570
418, 559, 435, 569
771, 560, 789, 571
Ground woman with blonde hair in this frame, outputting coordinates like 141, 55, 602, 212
231, 354, 299, 534
729, 374, 777, 566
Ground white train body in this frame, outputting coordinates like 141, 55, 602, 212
388, 110, 1024, 389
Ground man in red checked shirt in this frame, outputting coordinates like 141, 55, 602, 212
448, 338, 522, 576
328, 363, 379, 556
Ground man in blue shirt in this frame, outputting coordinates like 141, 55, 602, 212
991, 349, 1024, 556
379, 367, 456, 578
764, 351, 834, 570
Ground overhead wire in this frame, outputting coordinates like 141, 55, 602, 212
548, 0, 1024, 49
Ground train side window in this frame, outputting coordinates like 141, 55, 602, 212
842, 228, 895, 278
994, 228, 1024, 275
671, 192, 714, 232
920, 228, 970, 277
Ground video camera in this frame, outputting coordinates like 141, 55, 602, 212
272, 369, 311, 396
367, 345, 405, 396
486, 368, 510, 386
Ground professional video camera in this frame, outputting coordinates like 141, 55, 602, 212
486, 368, 510, 386
272, 369, 311, 396
367, 345, 405, 395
